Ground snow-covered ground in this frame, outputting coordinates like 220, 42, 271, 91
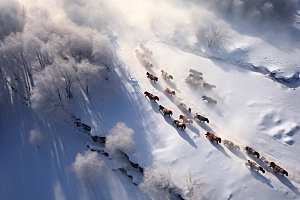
1, 0, 300, 199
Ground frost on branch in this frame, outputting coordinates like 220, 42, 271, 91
190, 8, 231, 49
105, 122, 135, 157
72, 150, 105, 185
29, 129, 44, 148
181, 169, 212, 200
139, 163, 178, 200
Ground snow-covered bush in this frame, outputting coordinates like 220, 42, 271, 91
72, 150, 105, 185
139, 163, 177, 200
29, 129, 44, 148
190, 9, 231, 49
105, 122, 135, 157
181, 169, 211, 200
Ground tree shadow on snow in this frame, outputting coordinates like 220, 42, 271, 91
247, 168, 273, 188
161, 115, 197, 149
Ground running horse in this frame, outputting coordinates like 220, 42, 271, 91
159, 105, 173, 118
205, 132, 221, 144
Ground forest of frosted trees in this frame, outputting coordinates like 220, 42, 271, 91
0, 1, 117, 121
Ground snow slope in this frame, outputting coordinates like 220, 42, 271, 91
1, 0, 300, 199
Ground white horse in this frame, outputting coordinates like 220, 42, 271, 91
135, 49, 145, 60
245, 160, 265, 173
176, 99, 191, 113
223, 139, 240, 150
161, 70, 173, 80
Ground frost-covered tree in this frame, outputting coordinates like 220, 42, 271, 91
92, 34, 116, 72
72, 150, 105, 185
105, 122, 135, 157
206, 20, 231, 48
190, 8, 231, 49
0, 0, 25, 42
63, 31, 93, 63
29, 129, 44, 148
31, 66, 72, 121
139, 163, 178, 200
182, 169, 211, 200
77, 59, 108, 94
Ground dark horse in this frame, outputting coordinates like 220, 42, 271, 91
244, 146, 260, 158
269, 162, 288, 176
144, 91, 159, 102
194, 113, 209, 123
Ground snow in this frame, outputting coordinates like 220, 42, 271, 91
1, 0, 300, 199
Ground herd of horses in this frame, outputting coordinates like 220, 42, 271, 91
136, 43, 289, 178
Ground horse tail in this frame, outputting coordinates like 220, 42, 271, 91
260, 167, 265, 173
255, 152, 260, 158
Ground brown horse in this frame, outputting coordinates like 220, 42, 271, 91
203, 83, 216, 89
159, 105, 173, 118
205, 132, 221, 144
164, 87, 176, 97
144, 91, 159, 102
146, 72, 158, 82
202, 96, 217, 105
172, 119, 186, 131
269, 162, 288, 176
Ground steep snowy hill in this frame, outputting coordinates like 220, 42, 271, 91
1, 0, 300, 199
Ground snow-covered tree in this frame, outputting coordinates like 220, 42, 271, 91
72, 150, 106, 185
92, 34, 116, 72
63, 31, 93, 63
0, 1, 25, 42
181, 169, 211, 200
29, 129, 44, 148
205, 20, 231, 48
77, 59, 108, 94
105, 122, 135, 157
139, 163, 178, 200
31, 66, 73, 121
190, 9, 231, 49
